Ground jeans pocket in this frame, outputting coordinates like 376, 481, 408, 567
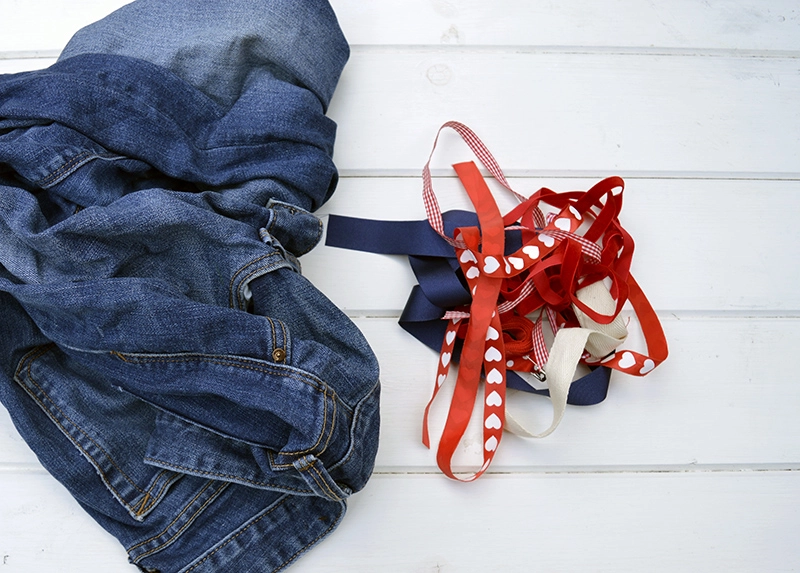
13, 344, 182, 521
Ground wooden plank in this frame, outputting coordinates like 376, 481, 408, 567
2, 53, 798, 176
0, 470, 796, 572
0, 58, 55, 74
0, 0, 131, 56
307, 177, 800, 313
2, 317, 798, 469
328, 52, 800, 176
359, 316, 800, 471
331, 0, 800, 50
2, 0, 800, 53
298, 471, 800, 572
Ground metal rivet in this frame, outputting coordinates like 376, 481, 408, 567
272, 348, 287, 363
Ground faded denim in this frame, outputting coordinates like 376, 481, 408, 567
0, 1, 380, 572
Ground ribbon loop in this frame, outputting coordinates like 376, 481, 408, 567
326, 121, 668, 481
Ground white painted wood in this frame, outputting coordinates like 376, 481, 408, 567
3, 0, 800, 53
328, 52, 800, 176
2, 317, 798, 469
0, 58, 55, 74
7, 53, 798, 177
298, 471, 800, 572
331, 0, 800, 50
357, 316, 800, 470
0, 0, 131, 56
0, 471, 797, 572
306, 178, 800, 313
1, 0, 799, 571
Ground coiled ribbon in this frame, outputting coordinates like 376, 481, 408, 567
326, 122, 668, 481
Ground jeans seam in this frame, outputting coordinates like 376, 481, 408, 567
110, 351, 337, 456
14, 346, 149, 511
299, 462, 341, 502
228, 252, 283, 309
275, 511, 340, 573
142, 457, 313, 494
277, 319, 289, 361
37, 150, 121, 188
329, 378, 381, 473
267, 393, 333, 469
180, 494, 342, 573
265, 316, 278, 357
128, 481, 229, 562
228, 250, 286, 310
136, 470, 183, 518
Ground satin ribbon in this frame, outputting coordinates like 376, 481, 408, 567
326, 121, 668, 480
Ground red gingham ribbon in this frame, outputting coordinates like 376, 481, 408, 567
421, 122, 668, 480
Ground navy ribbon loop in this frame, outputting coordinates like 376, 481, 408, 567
326, 211, 611, 405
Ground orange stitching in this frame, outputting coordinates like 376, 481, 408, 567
130, 482, 229, 561
302, 462, 341, 502
16, 347, 146, 498
182, 496, 292, 573
141, 457, 311, 494
108, 352, 341, 456
228, 253, 280, 309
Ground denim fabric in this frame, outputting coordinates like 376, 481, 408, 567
0, 2, 380, 572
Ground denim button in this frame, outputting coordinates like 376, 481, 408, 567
272, 348, 287, 363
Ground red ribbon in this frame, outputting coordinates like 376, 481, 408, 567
421, 122, 668, 481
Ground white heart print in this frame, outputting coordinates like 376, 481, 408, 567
508, 256, 524, 270
639, 359, 656, 374
485, 326, 500, 341
538, 234, 555, 248
484, 413, 502, 430
441, 352, 452, 367
522, 245, 540, 259
466, 266, 480, 280
485, 347, 502, 362
445, 330, 456, 345
554, 218, 572, 232
486, 391, 503, 407
437, 374, 447, 386
618, 351, 636, 369
486, 368, 503, 384
484, 435, 498, 452
459, 250, 477, 264
569, 205, 582, 220
483, 256, 500, 274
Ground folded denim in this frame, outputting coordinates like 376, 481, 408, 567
0, 2, 380, 572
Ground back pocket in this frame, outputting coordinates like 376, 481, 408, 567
14, 344, 181, 521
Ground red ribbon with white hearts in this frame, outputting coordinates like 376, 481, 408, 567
420, 122, 668, 480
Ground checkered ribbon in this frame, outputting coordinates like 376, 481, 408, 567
421, 122, 668, 481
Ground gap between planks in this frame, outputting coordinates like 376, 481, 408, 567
1, 462, 797, 475
336, 170, 800, 181
3, 45, 800, 61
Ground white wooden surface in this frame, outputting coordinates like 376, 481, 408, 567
2, 1, 799, 571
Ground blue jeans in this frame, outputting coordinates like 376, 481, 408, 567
0, 1, 380, 571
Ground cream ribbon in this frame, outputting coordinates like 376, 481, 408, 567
504, 281, 628, 438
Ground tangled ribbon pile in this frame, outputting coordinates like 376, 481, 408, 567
327, 121, 668, 481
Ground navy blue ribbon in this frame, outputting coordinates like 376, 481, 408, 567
325, 212, 610, 405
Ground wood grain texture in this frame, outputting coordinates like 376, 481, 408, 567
0, 471, 797, 572
327, 52, 800, 176
0, 0, 798, 571
308, 178, 800, 313
3, 0, 800, 52
2, 317, 797, 471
